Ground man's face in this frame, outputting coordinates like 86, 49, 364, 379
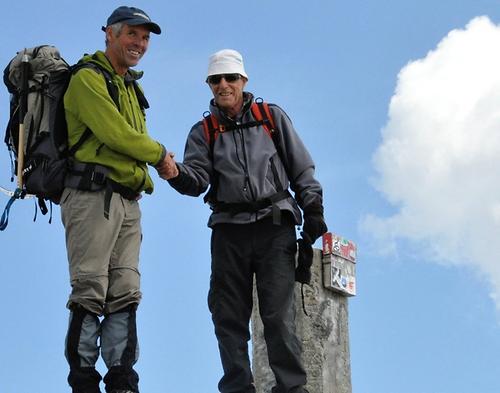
208, 74, 247, 118
106, 24, 150, 75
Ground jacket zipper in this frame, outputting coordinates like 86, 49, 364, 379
237, 126, 256, 201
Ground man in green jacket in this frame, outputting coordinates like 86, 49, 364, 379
61, 6, 177, 393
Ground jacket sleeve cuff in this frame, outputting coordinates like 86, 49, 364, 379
153, 144, 167, 168
303, 204, 324, 216
167, 165, 192, 191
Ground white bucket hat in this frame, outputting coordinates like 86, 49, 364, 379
207, 49, 248, 79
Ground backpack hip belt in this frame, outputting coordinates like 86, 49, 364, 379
66, 161, 140, 200
65, 160, 140, 219
212, 189, 291, 224
65, 160, 109, 192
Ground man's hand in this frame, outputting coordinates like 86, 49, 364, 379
156, 152, 179, 180
303, 212, 328, 243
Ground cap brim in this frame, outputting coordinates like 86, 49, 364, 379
125, 18, 161, 34
102, 19, 162, 34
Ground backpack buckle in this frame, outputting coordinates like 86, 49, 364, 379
90, 171, 106, 185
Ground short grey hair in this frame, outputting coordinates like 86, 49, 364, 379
105, 22, 124, 46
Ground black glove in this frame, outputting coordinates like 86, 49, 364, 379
303, 211, 328, 243
295, 232, 313, 284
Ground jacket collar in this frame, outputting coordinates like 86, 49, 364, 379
209, 91, 254, 122
79, 50, 144, 82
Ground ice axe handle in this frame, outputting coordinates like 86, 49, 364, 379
16, 53, 30, 189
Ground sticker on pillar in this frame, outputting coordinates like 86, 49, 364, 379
322, 254, 356, 296
322, 232, 357, 262
322, 233, 356, 296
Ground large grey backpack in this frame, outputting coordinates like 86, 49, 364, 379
4, 45, 69, 204
1, 45, 118, 230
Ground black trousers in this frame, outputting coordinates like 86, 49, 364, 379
209, 216, 307, 393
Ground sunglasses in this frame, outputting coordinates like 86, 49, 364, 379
206, 73, 242, 84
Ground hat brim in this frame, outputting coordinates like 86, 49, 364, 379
101, 18, 161, 34
126, 18, 161, 34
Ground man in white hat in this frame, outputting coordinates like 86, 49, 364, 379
161, 49, 327, 393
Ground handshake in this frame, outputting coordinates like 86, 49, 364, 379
156, 151, 179, 180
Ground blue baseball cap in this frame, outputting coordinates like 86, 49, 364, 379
101, 6, 161, 34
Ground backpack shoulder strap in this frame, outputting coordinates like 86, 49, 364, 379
201, 112, 222, 205
71, 62, 120, 110
251, 100, 289, 176
251, 101, 276, 139
131, 82, 149, 110
68, 62, 120, 156
202, 112, 221, 157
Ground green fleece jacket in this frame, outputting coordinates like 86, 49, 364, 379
64, 51, 164, 194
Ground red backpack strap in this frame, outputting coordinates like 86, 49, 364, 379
202, 113, 222, 205
202, 113, 221, 155
251, 100, 290, 178
251, 101, 276, 139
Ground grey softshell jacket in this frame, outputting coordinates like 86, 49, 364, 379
169, 93, 324, 227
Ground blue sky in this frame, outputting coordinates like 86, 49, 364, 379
1, 1, 500, 392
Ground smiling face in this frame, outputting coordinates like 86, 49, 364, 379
105, 24, 150, 75
208, 75, 247, 118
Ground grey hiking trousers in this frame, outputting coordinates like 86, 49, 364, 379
60, 187, 142, 315
60, 188, 142, 393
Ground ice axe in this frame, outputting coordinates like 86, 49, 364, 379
0, 50, 31, 231
16, 51, 30, 190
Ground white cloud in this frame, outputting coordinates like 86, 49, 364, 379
362, 16, 500, 307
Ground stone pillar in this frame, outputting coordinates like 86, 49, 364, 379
251, 233, 355, 393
